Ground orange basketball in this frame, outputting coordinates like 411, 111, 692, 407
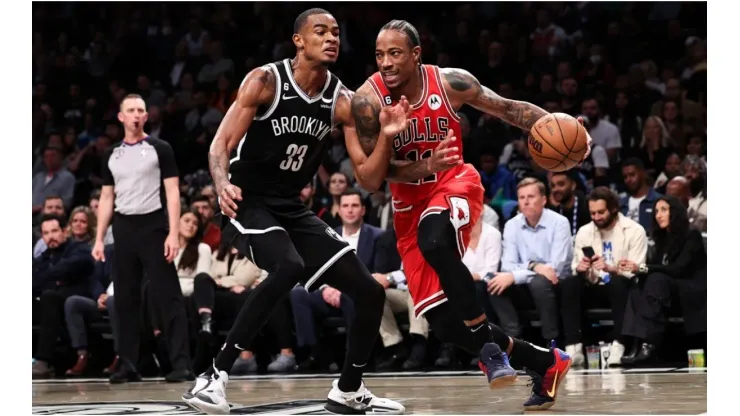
528, 113, 588, 172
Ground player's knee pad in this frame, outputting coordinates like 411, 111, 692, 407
417, 210, 457, 260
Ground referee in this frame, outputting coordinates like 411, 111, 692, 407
93, 94, 193, 383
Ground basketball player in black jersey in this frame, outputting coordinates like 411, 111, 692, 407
182, 9, 422, 415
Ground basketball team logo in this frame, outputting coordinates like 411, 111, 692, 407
427, 94, 442, 110
325, 227, 346, 243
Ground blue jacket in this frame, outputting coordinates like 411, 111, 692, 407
335, 223, 384, 272
480, 166, 518, 201
619, 188, 662, 233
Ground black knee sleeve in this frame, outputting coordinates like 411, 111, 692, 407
417, 210, 458, 260
417, 211, 485, 322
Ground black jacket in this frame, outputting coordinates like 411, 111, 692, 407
33, 240, 95, 298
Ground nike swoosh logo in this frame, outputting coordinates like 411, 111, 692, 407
455, 171, 468, 178
322, 96, 333, 104
234, 344, 245, 351
547, 370, 559, 397
283, 95, 298, 100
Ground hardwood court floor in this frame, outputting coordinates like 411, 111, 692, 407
32, 368, 707, 414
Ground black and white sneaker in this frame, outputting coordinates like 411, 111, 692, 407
182, 367, 230, 414
325, 379, 405, 414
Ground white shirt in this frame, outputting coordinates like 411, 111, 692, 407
482, 204, 500, 231
342, 227, 361, 251
627, 196, 646, 222
589, 119, 622, 150
176, 243, 213, 296
590, 145, 610, 169
462, 223, 502, 278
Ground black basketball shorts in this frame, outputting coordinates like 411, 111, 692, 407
220, 202, 352, 291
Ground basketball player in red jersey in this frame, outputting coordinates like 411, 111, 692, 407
345, 20, 593, 410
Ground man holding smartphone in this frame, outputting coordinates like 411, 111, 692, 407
561, 187, 648, 367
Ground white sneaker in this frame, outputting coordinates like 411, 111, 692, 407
325, 379, 405, 414
607, 341, 625, 367
182, 369, 230, 415
566, 343, 585, 367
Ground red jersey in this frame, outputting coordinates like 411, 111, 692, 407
368, 65, 464, 206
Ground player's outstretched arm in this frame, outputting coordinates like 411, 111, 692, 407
441, 67, 548, 132
209, 67, 275, 193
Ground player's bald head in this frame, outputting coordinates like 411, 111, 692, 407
294, 8, 332, 34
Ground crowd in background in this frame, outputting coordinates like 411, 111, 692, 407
32, 2, 707, 378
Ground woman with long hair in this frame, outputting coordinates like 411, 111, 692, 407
617, 196, 706, 366
67, 206, 96, 244
317, 172, 350, 229
191, 242, 296, 374
634, 116, 675, 180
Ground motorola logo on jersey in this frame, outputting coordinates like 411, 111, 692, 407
427, 94, 442, 110
392, 117, 450, 151
271, 116, 332, 141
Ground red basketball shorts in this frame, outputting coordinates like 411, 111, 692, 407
392, 164, 484, 317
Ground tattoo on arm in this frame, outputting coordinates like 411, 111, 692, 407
208, 143, 230, 191
443, 68, 547, 131
350, 93, 382, 156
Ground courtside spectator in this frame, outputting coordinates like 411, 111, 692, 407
63, 244, 116, 376
317, 172, 350, 229
620, 196, 706, 366
681, 156, 707, 230
32, 195, 65, 248
633, 116, 676, 179
581, 98, 621, 164
653, 152, 683, 194
620, 158, 662, 232
34, 205, 96, 258
548, 171, 592, 237
665, 177, 706, 232
562, 187, 648, 367
488, 178, 572, 341
479, 149, 517, 201
32, 215, 95, 378
191, 195, 221, 251
174, 210, 212, 298
32, 146, 76, 214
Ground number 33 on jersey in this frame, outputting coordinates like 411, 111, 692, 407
229, 59, 342, 197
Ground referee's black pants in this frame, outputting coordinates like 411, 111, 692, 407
112, 210, 190, 372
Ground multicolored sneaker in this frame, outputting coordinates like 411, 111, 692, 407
523, 348, 572, 410
477, 342, 518, 389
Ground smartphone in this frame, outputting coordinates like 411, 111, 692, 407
582, 246, 596, 259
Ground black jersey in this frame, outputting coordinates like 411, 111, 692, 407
229, 59, 342, 198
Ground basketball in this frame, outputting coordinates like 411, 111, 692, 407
528, 113, 588, 172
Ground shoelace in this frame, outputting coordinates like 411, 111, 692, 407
524, 368, 543, 396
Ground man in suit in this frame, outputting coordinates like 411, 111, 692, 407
289, 188, 383, 371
